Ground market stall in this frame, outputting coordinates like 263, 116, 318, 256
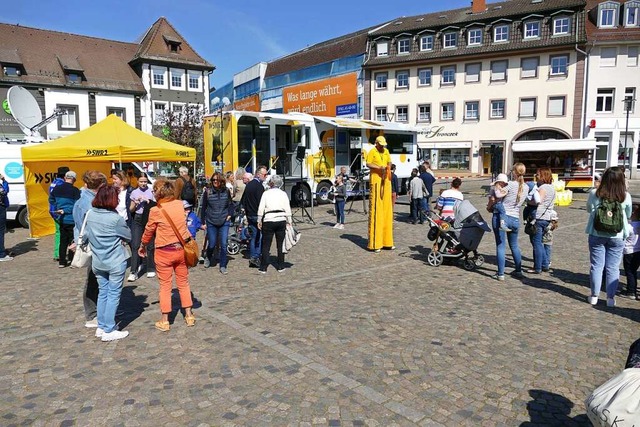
21, 115, 195, 237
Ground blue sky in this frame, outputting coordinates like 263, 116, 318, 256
4, 0, 473, 90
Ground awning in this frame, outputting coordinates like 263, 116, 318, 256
511, 139, 597, 152
313, 115, 417, 132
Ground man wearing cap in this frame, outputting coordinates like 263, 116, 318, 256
49, 166, 69, 261
366, 135, 394, 252
50, 170, 80, 268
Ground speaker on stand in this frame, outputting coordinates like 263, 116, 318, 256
292, 145, 314, 224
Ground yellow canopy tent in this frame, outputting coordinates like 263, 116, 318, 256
21, 115, 196, 237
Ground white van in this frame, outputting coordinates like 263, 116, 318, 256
1, 141, 42, 228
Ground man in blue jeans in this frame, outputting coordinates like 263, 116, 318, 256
240, 165, 267, 267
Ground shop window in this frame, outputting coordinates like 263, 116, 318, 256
441, 103, 455, 121
418, 104, 431, 122
521, 57, 539, 78
490, 100, 506, 119
596, 88, 615, 112
375, 72, 388, 90
494, 25, 509, 42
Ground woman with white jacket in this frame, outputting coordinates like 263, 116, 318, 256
257, 175, 292, 273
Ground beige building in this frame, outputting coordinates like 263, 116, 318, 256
364, 0, 588, 176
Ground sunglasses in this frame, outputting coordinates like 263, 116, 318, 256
212, 179, 220, 182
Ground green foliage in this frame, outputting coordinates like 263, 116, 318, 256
152, 105, 204, 175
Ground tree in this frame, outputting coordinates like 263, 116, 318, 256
152, 105, 204, 175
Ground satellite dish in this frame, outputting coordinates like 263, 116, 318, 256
7, 86, 43, 134
6, 86, 66, 141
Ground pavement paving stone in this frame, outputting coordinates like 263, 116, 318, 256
1, 178, 640, 425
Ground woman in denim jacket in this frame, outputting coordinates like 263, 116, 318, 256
84, 185, 132, 342
586, 166, 632, 307
200, 171, 234, 274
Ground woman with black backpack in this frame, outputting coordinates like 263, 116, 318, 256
586, 166, 632, 307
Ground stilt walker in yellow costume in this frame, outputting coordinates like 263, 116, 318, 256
366, 136, 394, 252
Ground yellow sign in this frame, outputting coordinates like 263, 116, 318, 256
283, 73, 357, 116
234, 94, 260, 112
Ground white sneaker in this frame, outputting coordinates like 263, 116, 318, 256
84, 318, 98, 328
607, 297, 616, 307
101, 330, 129, 342
333, 223, 340, 229
338, 224, 344, 229
95, 328, 104, 338
127, 273, 137, 282
0, 255, 13, 262
146, 272, 156, 278
588, 296, 598, 305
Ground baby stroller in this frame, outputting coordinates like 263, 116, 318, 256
424, 199, 491, 270
226, 207, 254, 255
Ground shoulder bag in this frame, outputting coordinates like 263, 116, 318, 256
159, 206, 199, 268
71, 210, 93, 268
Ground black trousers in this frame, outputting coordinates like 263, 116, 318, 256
260, 220, 287, 271
623, 252, 640, 295
58, 222, 74, 266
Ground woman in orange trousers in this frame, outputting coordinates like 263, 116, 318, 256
139, 179, 195, 331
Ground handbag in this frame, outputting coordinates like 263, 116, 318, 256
524, 204, 550, 236
585, 368, 640, 426
71, 210, 92, 268
159, 206, 199, 268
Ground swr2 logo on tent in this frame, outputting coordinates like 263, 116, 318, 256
86, 149, 108, 156
175, 150, 189, 157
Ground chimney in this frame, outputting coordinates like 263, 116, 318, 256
472, 0, 486, 13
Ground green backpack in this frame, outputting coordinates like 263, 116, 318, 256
594, 198, 624, 234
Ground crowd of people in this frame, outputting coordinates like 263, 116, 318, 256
2, 157, 639, 343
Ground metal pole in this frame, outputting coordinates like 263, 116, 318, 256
624, 97, 634, 179
219, 110, 223, 174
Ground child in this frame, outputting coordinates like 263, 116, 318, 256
333, 175, 346, 229
623, 205, 640, 300
542, 210, 559, 269
184, 200, 205, 239
488, 173, 510, 232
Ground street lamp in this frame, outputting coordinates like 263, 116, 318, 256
623, 95, 636, 178
211, 96, 231, 172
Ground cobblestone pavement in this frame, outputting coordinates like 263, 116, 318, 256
2, 178, 639, 426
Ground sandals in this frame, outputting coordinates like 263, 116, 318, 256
184, 315, 196, 327
155, 320, 170, 332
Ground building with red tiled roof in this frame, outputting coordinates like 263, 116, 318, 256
0, 17, 213, 141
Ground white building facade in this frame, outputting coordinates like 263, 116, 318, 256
583, 0, 640, 173
364, 0, 588, 176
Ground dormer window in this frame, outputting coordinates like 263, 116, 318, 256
163, 35, 182, 53
420, 35, 433, 51
553, 16, 570, 35
626, 1, 640, 27
468, 28, 482, 46
376, 40, 389, 57
397, 38, 411, 55
494, 25, 509, 42
0, 50, 25, 78
66, 72, 83, 84
598, 2, 620, 28
524, 21, 541, 39
2, 65, 23, 77
443, 32, 457, 48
